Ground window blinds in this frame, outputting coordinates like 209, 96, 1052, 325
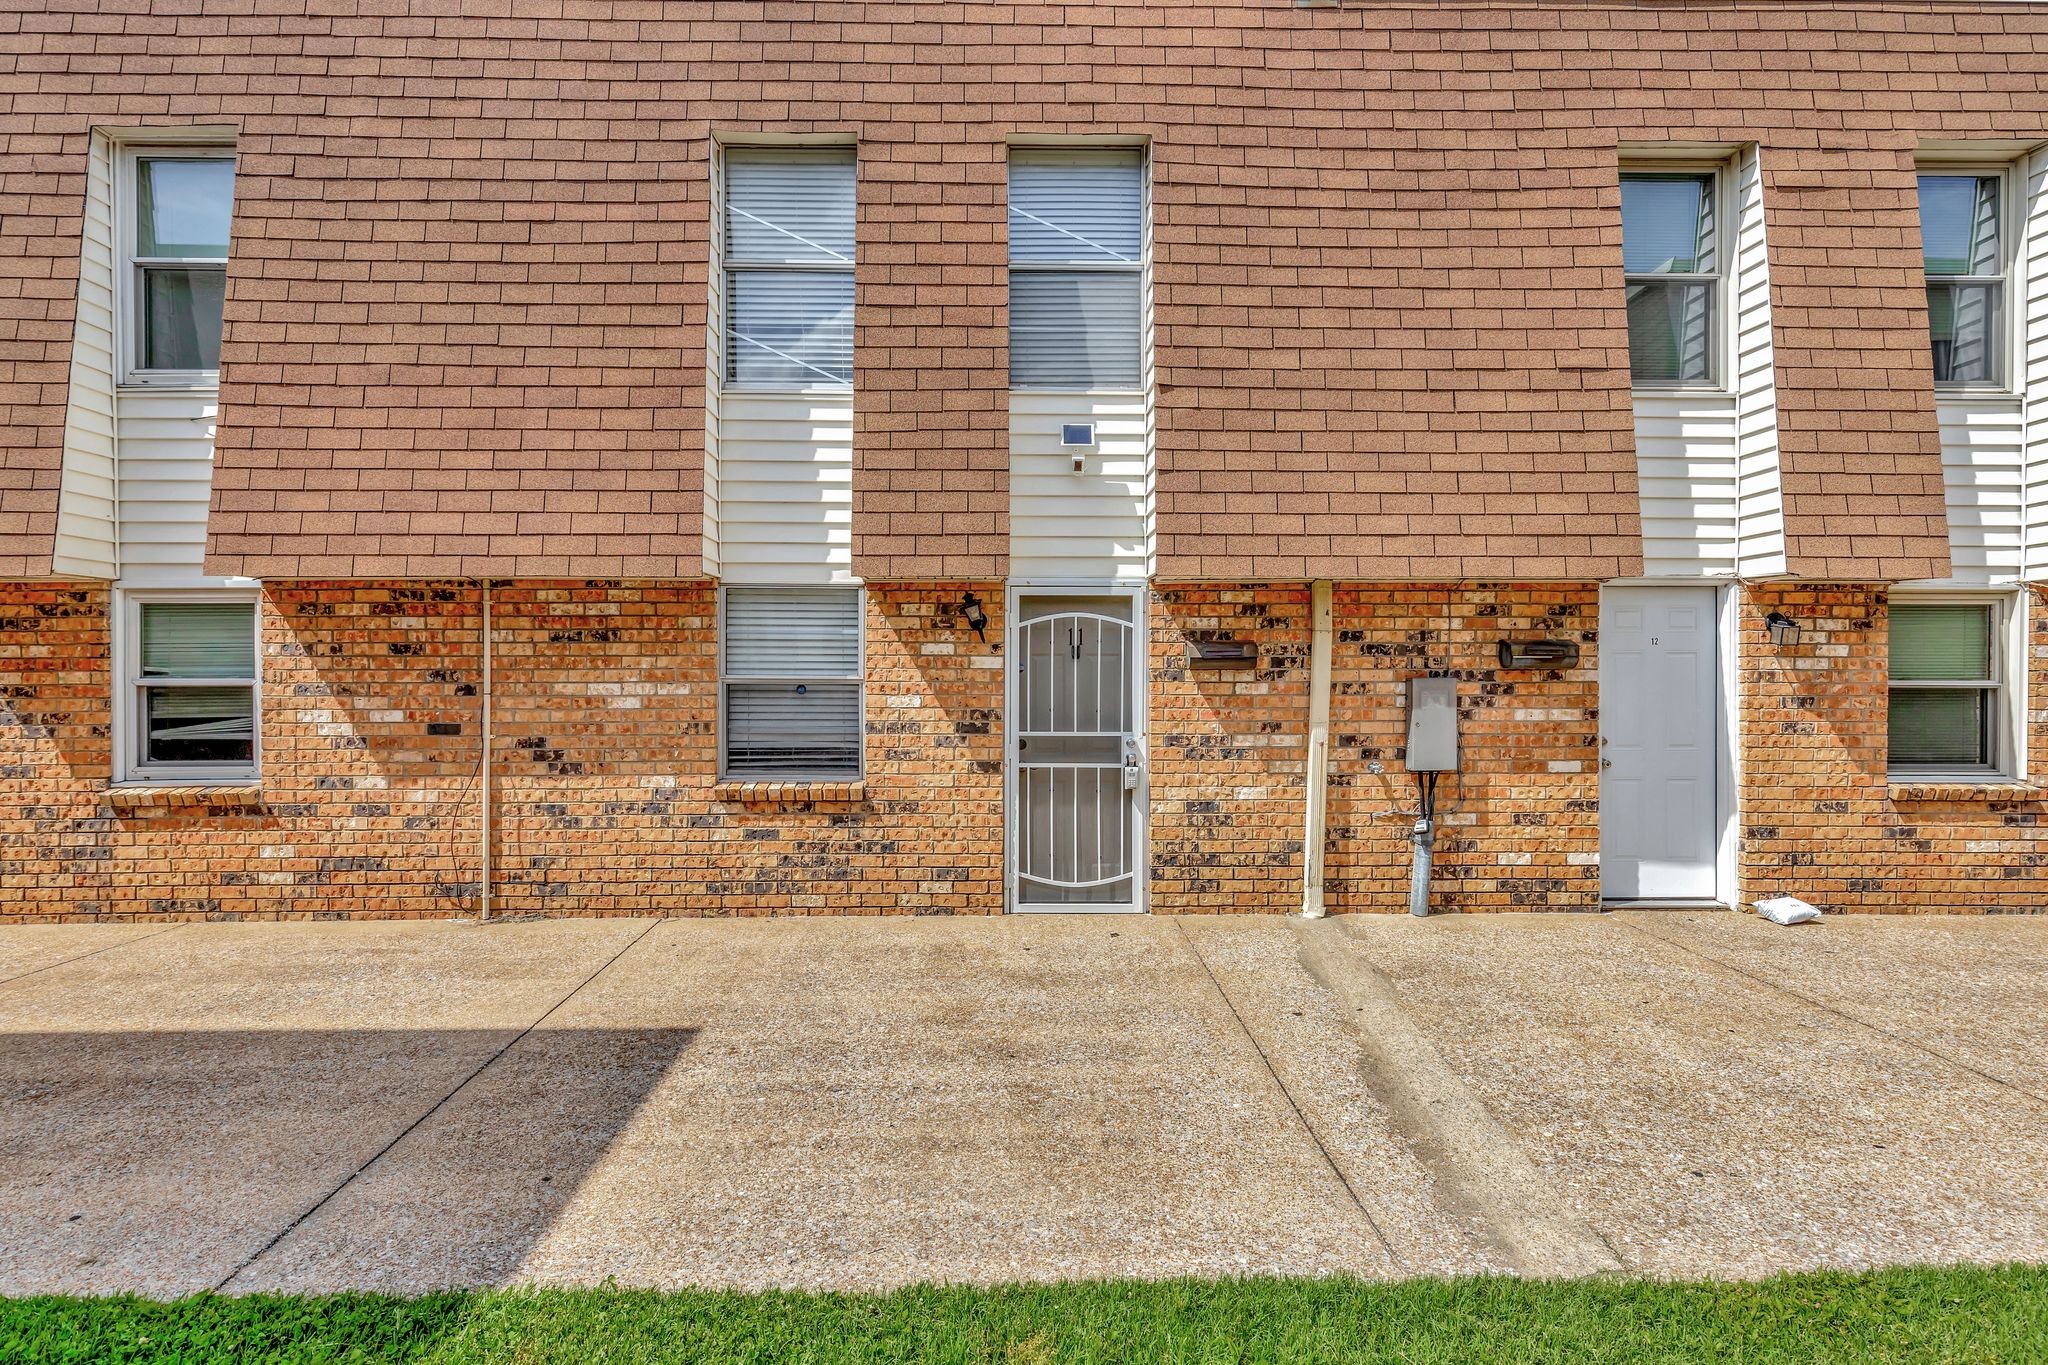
1008, 148, 1144, 389
1889, 603, 1997, 769
139, 602, 255, 678
724, 147, 856, 386
721, 587, 862, 778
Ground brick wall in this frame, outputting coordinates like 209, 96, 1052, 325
1, 580, 1007, 921
1739, 583, 2048, 911
6, 2, 2041, 580
10, 577, 2047, 921
1323, 584, 1603, 914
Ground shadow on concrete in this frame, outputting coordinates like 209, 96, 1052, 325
0, 1026, 695, 1295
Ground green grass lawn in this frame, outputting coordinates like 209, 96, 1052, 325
4, 1266, 2044, 1364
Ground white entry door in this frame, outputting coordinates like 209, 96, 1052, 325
1599, 586, 1720, 902
1009, 592, 1145, 912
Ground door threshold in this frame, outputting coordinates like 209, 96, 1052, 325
1601, 898, 1728, 911
1009, 906, 1148, 916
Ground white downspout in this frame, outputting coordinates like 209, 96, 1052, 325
1301, 579, 1334, 918
479, 580, 493, 923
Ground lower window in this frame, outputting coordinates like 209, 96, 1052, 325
1887, 597, 2009, 776
719, 587, 863, 779
123, 594, 259, 780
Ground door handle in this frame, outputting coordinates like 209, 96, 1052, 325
1601, 758, 1613, 770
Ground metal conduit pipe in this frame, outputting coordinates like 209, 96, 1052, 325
479, 580, 493, 923
1300, 579, 1334, 919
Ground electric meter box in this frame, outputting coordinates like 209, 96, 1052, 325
1405, 676, 1459, 772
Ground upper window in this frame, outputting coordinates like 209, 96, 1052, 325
1620, 171, 1720, 386
722, 146, 854, 388
1008, 148, 1144, 390
125, 149, 235, 382
1918, 173, 2006, 388
720, 587, 863, 780
1888, 598, 2009, 776
123, 595, 259, 781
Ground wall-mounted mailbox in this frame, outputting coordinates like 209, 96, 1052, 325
1496, 638, 1580, 670
1186, 639, 1258, 669
1405, 676, 1459, 772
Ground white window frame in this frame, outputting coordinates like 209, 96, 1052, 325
1007, 143, 1149, 395
1619, 159, 1729, 394
1886, 589, 2024, 782
114, 586, 262, 785
717, 584, 866, 781
116, 140, 236, 389
1915, 160, 2017, 395
718, 141, 855, 394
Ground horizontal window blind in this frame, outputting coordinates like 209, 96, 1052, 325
1009, 151, 1144, 264
727, 271, 854, 386
725, 148, 856, 264
722, 586, 862, 778
1919, 175, 2001, 277
724, 147, 855, 389
139, 602, 255, 678
723, 588, 861, 677
1620, 174, 1716, 276
724, 681, 861, 776
1890, 604, 1992, 681
1889, 689, 1989, 767
1009, 271, 1142, 389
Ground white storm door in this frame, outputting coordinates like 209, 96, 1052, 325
1011, 594, 1143, 912
1599, 586, 1719, 902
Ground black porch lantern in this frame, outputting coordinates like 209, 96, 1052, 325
959, 591, 988, 642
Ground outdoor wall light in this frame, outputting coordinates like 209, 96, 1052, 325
1765, 611, 1802, 647
959, 591, 988, 642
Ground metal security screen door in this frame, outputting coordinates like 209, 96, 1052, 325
1010, 593, 1145, 912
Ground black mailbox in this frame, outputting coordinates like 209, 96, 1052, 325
1186, 639, 1258, 669
1496, 639, 1580, 670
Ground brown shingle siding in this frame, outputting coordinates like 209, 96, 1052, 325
0, 3, 2039, 578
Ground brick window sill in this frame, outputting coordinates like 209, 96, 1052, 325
104, 782, 264, 809
712, 779, 866, 807
1887, 779, 2040, 803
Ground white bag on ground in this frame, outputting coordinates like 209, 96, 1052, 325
1753, 895, 1822, 926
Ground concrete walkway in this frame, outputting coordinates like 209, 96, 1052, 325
0, 911, 2043, 1295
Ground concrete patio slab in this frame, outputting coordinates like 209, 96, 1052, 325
0, 922, 180, 985
1, 911, 2043, 1295
1617, 910, 2048, 1103
1333, 912, 2048, 1277
0, 919, 650, 1297
231, 917, 1408, 1292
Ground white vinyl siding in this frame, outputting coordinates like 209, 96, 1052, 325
52, 131, 119, 579
1732, 144, 1789, 577
713, 392, 854, 584
720, 586, 863, 780
1009, 392, 1150, 581
1633, 395, 1740, 577
116, 391, 220, 585
2020, 145, 2048, 579
1009, 149, 1144, 390
1935, 397, 2026, 583
723, 148, 854, 388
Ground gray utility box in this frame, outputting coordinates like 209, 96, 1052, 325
1405, 676, 1459, 772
